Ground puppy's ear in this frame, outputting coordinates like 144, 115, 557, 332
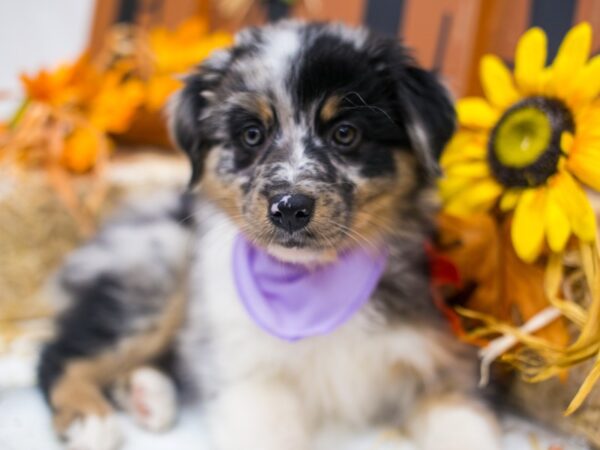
397, 65, 456, 176
371, 39, 456, 177
168, 50, 230, 186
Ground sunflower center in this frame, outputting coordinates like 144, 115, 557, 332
488, 97, 574, 188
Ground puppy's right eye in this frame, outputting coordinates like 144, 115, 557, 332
242, 126, 265, 148
331, 123, 361, 150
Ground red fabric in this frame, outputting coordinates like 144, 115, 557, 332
425, 242, 466, 337
425, 242, 461, 288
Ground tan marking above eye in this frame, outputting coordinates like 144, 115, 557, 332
320, 95, 341, 122
231, 93, 273, 124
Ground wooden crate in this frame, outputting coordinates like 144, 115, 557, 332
87, 0, 600, 143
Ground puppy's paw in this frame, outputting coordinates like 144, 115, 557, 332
208, 380, 310, 450
410, 397, 501, 450
64, 414, 123, 450
126, 367, 177, 432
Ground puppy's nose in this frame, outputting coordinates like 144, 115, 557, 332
268, 194, 315, 233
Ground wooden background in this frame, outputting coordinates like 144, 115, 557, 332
88, 0, 600, 98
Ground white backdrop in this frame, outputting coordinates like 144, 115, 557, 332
0, 0, 94, 119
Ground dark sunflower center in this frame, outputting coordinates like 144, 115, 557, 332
488, 96, 574, 188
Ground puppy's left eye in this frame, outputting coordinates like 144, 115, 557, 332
331, 123, 360, 149
242, 126, 265, 148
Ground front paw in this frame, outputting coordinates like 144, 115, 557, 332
63, 414, 123, 450
207, 380, 310, 450
410, 398, 501, 450
122, 367, 178, 432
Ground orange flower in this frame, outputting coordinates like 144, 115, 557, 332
149, 17, 233, 74
145, 75, 182, 111
144, 18, 232, 111
20, 55, 99, 107
61, 127, 106, 173
89, 72, 145, 133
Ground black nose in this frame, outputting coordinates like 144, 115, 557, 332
268, 194, 315, 233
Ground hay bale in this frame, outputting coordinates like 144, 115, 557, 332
0, 150, 187, 342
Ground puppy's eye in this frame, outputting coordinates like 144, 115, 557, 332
242, 126, 265, 148
331, 124, 360, 148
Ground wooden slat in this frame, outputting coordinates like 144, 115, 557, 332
87, 0, 119, 55
161, 0, 201, 30
464, 0, 531, 96
576, 0, 600, 53
477, 0, 531, 62
292, 0, 366, 26
210, 1, 267, 32
401, 0, 484, 97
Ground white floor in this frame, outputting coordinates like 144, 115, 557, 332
0, 386, 590, 450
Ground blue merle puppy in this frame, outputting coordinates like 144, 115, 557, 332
39, 21, 501, 450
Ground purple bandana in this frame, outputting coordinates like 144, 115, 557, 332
232, 235, 388, 341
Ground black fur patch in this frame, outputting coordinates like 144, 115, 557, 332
172, 23, 455, 186
38, 276, 127, 403
171, 74, 218, 186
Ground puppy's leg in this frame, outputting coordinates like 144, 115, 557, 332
39, 279, 185, 450
208, 378, 310, 450
48, 356, 123, 450
407, 394, 501, 450
112, 366, 178, 432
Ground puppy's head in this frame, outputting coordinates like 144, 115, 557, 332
171, 22, 455, 263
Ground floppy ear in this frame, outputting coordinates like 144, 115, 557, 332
370, 39, 456, 177
397, 65, 456, 176
168, 50, 230, 186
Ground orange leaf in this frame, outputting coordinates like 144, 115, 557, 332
145, 75, 182, 111
436, 212, 570, 348
61, 127, 105, 174
436, 213, 503, 317
89, 75, 145, 134
20, 54, 100, 107
149, 17, 233, 74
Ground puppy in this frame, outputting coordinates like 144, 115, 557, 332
39, 21, 501, 450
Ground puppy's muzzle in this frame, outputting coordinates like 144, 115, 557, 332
268, 194, 315, 233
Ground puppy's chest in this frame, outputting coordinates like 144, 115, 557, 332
184, 212, 444, 422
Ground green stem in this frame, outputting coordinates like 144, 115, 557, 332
8, 98, 30, 129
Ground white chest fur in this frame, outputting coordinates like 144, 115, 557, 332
179, 205, 459, 431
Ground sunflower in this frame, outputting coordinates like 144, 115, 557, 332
440, 23, 600, 263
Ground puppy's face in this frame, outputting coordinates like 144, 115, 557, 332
171, 22, 455, 263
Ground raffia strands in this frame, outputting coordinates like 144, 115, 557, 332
462, 240, 600, 414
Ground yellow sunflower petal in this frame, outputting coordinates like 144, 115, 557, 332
444, 160, 490, 178
575, 102, 600, 142
438, 176, 475, 202
567, 55, 600, 107
440, 142, 487, 168
567, 144, 600, 191
551, 171, 597, 242
545, 190, 571, 252
511, 188, 547, 263
549, 22, 592, 97
515, 27, 547, 94
480, 55, 520, 109
561, 131, 575, 154
440, 132, 487, 168
456, 97, 500, 129
500, 189, 522, 212
444, 178, 503, 216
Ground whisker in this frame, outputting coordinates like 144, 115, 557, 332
340, 91, 397, 127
